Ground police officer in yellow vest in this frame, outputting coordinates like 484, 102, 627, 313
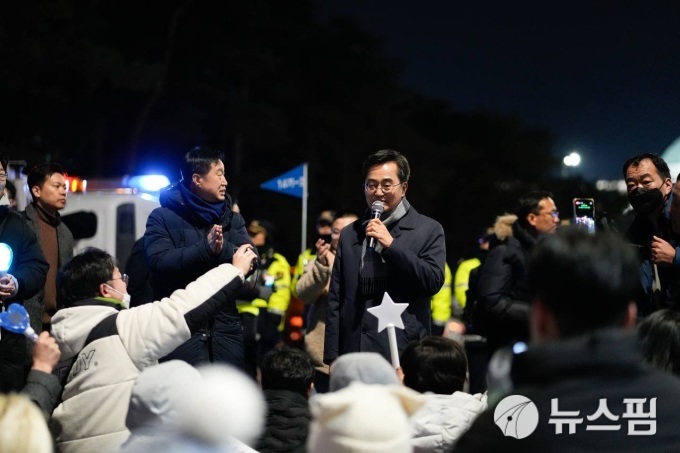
430, 262, 453, 336
237, 219, 291, 377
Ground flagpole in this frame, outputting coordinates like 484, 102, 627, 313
301, 163, 308, 256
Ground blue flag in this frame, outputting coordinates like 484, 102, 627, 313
260, 164, 305, 199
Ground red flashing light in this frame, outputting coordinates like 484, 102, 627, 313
64, 175, 87, 193
289, 315, 304, 328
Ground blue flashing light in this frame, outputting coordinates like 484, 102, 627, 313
512, 341, 528, 355
127, 175, 171, 192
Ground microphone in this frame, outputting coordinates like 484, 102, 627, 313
367, 201, 385, 250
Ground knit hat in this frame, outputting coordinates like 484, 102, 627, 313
307, 383, 424, 453
126, 360, 202, 433
123, 361, 266, 452
329, 352, 401, 391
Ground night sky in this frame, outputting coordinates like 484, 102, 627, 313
320, 1, 680, 181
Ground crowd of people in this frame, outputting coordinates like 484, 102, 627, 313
0, 148, 680, 452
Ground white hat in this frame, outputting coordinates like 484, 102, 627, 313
124, 361, 265, 452
307, 383, 424, 453
329, 352, 401, 391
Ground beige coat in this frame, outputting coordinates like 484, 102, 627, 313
295, 257, 332, 374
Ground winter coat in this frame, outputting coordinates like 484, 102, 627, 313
324, 206, 446, 364
0, 207, 48, 392
626, 193, 680, 314
455, 329, 680, 452
49, 263, 244, 453
22, 203, 74, 333
256, 389, 311, 453
475, 214, 534, 349
295, 256, 331, 374
23, 369, 61, 419
143, 184, 252, 366
410, 391, 487, 452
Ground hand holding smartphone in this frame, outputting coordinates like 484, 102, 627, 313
573, 198, 595, 233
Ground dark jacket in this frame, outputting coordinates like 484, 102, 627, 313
0, 207, 49, 392
256, 389, 311, 453
324, 205, 446, 364
455, 329, 680, 452
475, 215, 534, 349
626, 195, 680, 315
23, 369, 61, 418
143, 184, 252, 366
22, 203, 74, 333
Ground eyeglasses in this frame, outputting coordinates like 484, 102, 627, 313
543, 210, 559, 219
110, 274, 129, 287
0, 172, 7, 180
364, 182, 404, 193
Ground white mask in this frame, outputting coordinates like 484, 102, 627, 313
105, 284, 131, 309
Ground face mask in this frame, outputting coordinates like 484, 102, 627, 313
105, 284, 131, 309
628, 187, 664, 215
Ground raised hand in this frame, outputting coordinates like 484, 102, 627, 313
32, 331, 61, 374
207, 224, 224, 255
315, 238, 332, 266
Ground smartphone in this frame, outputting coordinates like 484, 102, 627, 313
573, 198, 595, 233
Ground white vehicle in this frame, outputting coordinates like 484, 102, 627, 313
61, 190, 160, 266
59, 175, 168, 266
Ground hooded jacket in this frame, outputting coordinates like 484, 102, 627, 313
256, 389, 311, 453
410, 391, 487, 452
49, 262, 244, 453
474, 214, 536, 348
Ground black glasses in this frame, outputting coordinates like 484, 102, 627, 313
110, 274, 129, 287
364, 181, 403, 193
0, 172, 7, 180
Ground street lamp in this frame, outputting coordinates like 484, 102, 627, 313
563, 152, 581, 168
562, 151, 581, 178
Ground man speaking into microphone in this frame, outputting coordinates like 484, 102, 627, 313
324, 149, 446, 365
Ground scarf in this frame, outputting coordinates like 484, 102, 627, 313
179, 183, 227, 225
34, 203, 61, 227
359, 198, 410, 297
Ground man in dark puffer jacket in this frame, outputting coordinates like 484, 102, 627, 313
256, 346, 314, 453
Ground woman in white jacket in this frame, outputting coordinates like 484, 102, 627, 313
49, 245, 256, 453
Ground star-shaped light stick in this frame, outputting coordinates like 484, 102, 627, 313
367, 292, 409, 368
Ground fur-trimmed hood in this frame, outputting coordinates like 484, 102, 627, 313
493, 214, 518, 241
